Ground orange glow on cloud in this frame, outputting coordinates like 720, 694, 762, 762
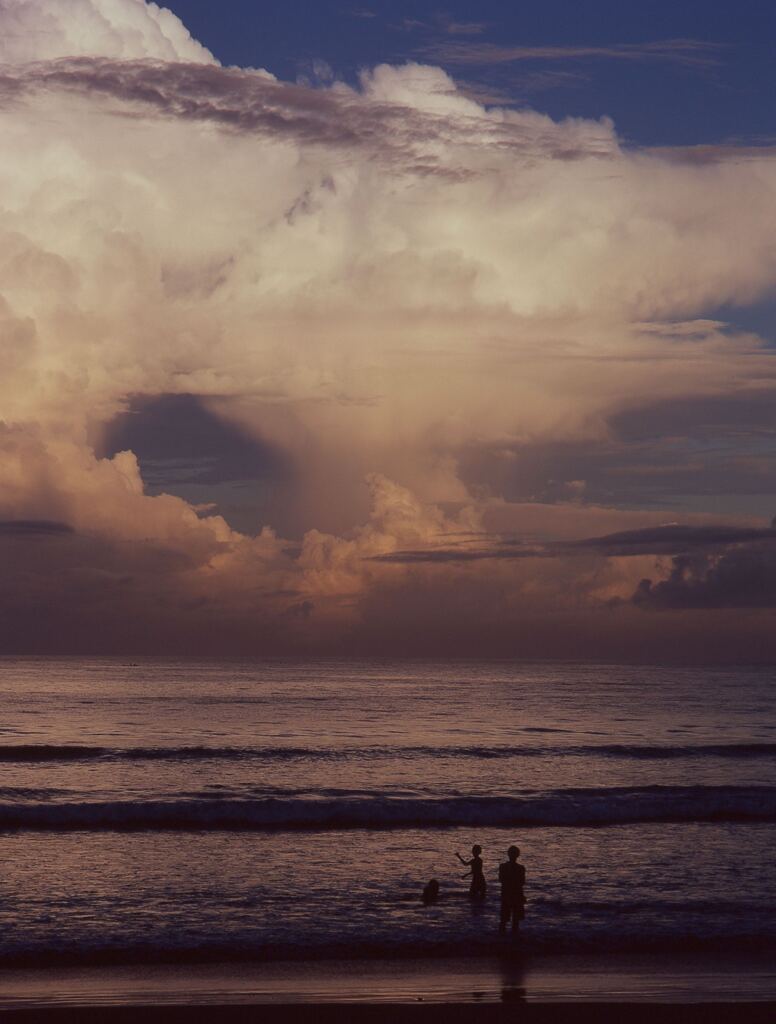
2, 0, 776, 656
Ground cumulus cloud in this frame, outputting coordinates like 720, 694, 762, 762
0, 0, 214, 63
2, 0, 776, 657
634, 541, 776, 610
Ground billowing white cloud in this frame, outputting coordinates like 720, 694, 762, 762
1, 0, 776, 656
0, 0, 214, 63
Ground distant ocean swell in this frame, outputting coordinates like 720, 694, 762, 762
1, 785, 775, 830
1, 742, 775, 763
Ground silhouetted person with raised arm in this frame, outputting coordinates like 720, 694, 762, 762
456, 844, 487, 899
498, 845, 526, 934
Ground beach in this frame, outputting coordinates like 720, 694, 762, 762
0, 953, 775, 1018
0, 658, 774, 1014
2, 1005, 776, 1024
6, 0, 776, 1014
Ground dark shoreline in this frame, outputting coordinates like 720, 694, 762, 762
1, 951, 773, 1011
1, 1004, 776, 1024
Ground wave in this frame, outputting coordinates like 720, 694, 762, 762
1, 742, 775, 763
593, 743, 776, 760
0, 745, 113, 762
1, 785, 775, 831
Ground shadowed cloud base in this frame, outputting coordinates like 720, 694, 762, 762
2, 0, 776, 659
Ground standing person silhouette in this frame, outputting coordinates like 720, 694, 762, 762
456, 844, 487, 899
498, 845, 526, 934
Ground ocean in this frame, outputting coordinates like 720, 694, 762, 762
0, 657, 774, 1002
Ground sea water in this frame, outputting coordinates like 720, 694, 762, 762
0, 658, 774, 967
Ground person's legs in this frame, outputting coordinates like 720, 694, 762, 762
499, 900, 510, 932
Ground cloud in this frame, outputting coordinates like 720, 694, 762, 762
574, 524, 776, 554
0, 518, 73, 535
0, 0, 214, 64
646, 144, 776, 165
1, 0, 776, 657
98, 393, 289, 487
397, 14, 488, 37
0, 57, 618, 172
420, 38, 723, 70
444, 21, 488, 37
370, 523, 776, 564
634, 545, 776, 609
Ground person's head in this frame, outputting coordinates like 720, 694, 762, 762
507, 845, 520, 861
472, 844, 482, 856
422, 878, 440, 903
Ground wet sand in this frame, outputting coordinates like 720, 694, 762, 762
1, 1004, 776, 1023
0, 953, 774, 1018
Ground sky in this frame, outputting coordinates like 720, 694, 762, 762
1, 0, 776, 659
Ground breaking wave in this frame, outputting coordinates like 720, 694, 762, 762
1, 742, 775, 763
1, 785, 775, 831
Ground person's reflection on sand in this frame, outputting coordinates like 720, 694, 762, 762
498, 845, 526, 935
498, 948, 527, 1004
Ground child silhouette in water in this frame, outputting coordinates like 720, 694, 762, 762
456, 844, 487, 899
421, 878, 440, 905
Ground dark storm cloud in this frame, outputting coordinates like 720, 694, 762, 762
611, 388, 776, 441
634, 545, 776, 609
372, 523, 776, 564
6, 2, 776, 663
372, 545, 548, 564
374, 517, 776, 616
460, 437, 776, 511
0, 57, 617, 168
455, 385, 776, 512
571, 524, 776, 555
1, 59, 364, 144
0, 520, 73, 536
0, 73, 25, 104
98, 394, 288, 488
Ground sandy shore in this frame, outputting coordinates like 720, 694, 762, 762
1, 1004, 776, 1023
0, 953, 773, 1018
